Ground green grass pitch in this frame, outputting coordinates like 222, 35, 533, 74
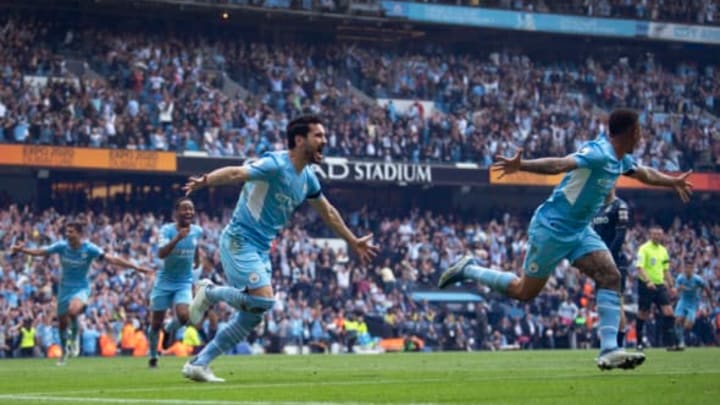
0, 349, 718, 404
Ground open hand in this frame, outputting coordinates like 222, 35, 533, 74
491, 149, 523, 179
183, 175, 208, 196
671, 171, 693, 203
350, 233, 380, 265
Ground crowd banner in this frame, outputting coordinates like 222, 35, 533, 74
0, 145, 177, 172
382, 1, 720, 45
381, 1, 638, 37
646, 22, 720, 44
2, 146, 717, 190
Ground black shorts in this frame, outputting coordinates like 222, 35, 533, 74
638, 283, 671, 311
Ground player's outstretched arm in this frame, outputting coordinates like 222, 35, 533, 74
629, 167, 693, 203
104, 255, 153, 274
308, 195, 379, 264
183, 166, 250, 195
10, 242, 48, 256
492, 149, 577, 178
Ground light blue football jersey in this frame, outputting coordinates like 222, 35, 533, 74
45, 241, 104, 287
534, 136, 637, 233
676, 274, 706, 304
227, 151, 322, 249
157, 223, 203, 285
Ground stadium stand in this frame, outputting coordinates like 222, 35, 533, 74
1, 16, 719, 171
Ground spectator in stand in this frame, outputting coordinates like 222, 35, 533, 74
1, 16, 719, 171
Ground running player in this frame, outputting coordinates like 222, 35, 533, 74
439, 109, 693, 370
11, 221, 152, 365
147, 197, 202, 368
592, 188, 630, 347
181, 115, 378, 382
672, 263, 714, 350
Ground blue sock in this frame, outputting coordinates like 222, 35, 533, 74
463, 265, 517, 293
675, 325, 685, 346
192, 311, 261, 367
148, 326, 159, 359
207, 286, 252, 312
596, 289, 620, 352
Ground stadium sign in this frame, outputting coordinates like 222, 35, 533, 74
177, 155, 487, 186
0, 145, 176, 172
315, 159, 432, 184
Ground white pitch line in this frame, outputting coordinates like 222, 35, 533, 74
0, 394, 458, 405
21, 377, 451, 397
0, 396, 464, 405
0, 396, 247, 405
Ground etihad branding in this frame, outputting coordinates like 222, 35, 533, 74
313, 159, 433, 184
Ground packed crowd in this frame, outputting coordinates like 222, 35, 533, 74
1, 199, 718, 358
348, 47, 720, 171
1, 17, 719, 171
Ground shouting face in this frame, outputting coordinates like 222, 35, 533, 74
298, 123, 327, 164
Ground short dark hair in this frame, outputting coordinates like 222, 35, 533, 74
174, 197, 194, 211
608, 108, 639, 138
66, 221, 84, 233
286, 115, 323, 149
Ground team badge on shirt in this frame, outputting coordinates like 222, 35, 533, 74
528, 262, 539, 274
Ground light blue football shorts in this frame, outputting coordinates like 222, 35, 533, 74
522, 217, 608, 279
674, 300, 698, 323
150, 283, 192, 311
57, 285, 90, 316
219, 229, 272, 290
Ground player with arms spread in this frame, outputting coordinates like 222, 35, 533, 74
11, 221, 152, 365
439, 109, 693, 370
147, 197, 203, 368
181, 115, 379, 382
